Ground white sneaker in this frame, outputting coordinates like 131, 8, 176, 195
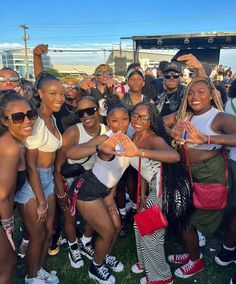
131, 263, 144, 273
104, 255, 124, 272
68, 244, 84, 269
25, 275, 46, 284
37, 267, 59, 284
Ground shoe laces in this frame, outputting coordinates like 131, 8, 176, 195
176, 253, 189, 261
70, 247, 82, 261
84, 243, 94, 255
105, 255, 118, 266
97, 265, 110, 279
38, 268, 50, 279
181, 260, 195, 272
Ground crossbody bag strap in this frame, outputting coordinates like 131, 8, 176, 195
136, 157, 142, 212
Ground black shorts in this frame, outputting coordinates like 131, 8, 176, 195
69, 170, 110, 201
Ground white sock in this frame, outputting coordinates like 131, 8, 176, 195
68, 239, 78, 248
81, 235, 92, 245
22, 238, 29, 244
223, 244, 235, 251
93, 260, 102, 267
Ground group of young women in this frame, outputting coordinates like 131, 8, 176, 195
1, 50, 236, 284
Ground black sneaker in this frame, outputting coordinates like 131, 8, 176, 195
88, 262, 115, 284
68, 243, 84, 269
48, 229, 61, 256
215, 245, 236, 266
79, 240, 95, 260
104, 255, 124, 272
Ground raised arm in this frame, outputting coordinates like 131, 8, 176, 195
33, 44, 48, 79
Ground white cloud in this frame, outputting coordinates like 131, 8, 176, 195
0, 42, 23, 49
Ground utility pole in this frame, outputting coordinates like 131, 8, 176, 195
20, 24, 30, 80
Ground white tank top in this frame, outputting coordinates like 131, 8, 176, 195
185, 107, 222, 151
92, 130, 130, 188
67, 123, 107, 170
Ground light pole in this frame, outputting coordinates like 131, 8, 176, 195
20, 24, 30, 80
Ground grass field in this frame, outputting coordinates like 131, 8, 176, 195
14, 213, 235, 284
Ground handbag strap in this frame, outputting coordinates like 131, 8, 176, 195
135, 131, 163, 211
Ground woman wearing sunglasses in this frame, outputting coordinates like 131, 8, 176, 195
54, 96, 108, 268
0, 90, 36, 284
67, 98, 136, 284
15, 72, 65, 284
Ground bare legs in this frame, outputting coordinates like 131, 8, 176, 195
0, 228, 16, 284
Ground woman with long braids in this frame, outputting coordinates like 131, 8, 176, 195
164, 77, 236, 279
0, 90, 36, 284
15, 72, 65, 283
129, 102, 180, 284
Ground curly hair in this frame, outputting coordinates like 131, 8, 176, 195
61, 76, 79, 84
94, 64, 113, 75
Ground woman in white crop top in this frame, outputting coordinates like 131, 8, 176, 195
128, 103, 180, 284
67, 99, 166, 284
54, 96, 108, 269
15, 72, 65, 283
164, 78, 236, 279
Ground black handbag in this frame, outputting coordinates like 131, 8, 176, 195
61, 155, 91, 178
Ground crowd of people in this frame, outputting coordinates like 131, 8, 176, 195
0, 43, 236, 284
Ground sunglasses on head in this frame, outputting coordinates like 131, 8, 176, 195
0, 76, 19, 83
131, 112, 150, 123
96, 71, 112, 76
164, 73, 180, 80
77, 107, 98, 119
63, 84, 78, 90
5, 109, 38, 124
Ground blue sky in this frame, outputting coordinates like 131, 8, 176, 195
1, 0, 236, 69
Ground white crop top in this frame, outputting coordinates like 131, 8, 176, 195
92, 130, 130, 188
184, 107, 222, 151
67, 123, 107, 170
25, 116, 62, 152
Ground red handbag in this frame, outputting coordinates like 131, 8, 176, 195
134, 157, 168, 236
184, 144, 228, 210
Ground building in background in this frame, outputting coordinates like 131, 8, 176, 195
1, 48, 51, 79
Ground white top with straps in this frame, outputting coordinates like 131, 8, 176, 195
67, 123, 107, 170
185, 107, 222, 151
25, 116, 62, 152
92, 130, 130, 188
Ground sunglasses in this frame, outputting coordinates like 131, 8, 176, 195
63, 84, 78, 90
131, 112, 150, 123
0, 76, 19, 83
77, 107, 98, 119
164, 73, 180, 79
96, 71, 112, 76
5, 109, 38, 124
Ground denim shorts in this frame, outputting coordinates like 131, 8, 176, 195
15, 167, 55, 204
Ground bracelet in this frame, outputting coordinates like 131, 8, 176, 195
207, 135, 211, 144
141, 149, 145, 158
37, 203, 48, 215
56, 192, 67, 199
1, 215, 14, 231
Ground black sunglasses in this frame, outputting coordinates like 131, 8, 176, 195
5, 109, 38, 124
164, 73, 180, 79
77, 107, 98, 119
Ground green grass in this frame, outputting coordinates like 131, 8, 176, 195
14, 214, 235, 284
